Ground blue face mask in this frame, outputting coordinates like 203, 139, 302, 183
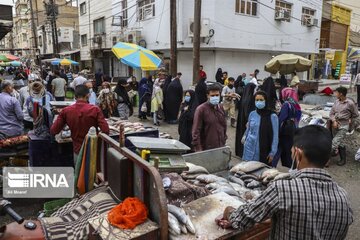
255, 101, 266, 109
209, 96, 220, 105
184, 95, 191, 102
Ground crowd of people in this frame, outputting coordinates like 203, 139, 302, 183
0, 64, 358, 168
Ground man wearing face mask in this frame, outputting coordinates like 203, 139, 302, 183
84, 80, 97, 105
51, 85, 109, 165
192, 84, 227, 152
217, 125, 353, 240
221, 77, 239, 127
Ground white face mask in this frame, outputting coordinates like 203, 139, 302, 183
103, 88, 110, 94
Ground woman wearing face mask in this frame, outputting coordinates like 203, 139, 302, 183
242, 91, 279, 165
97, 82, 118, 118
178, 90, 198, 150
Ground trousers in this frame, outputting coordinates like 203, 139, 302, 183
332, 126, 348, 150
222, 100, 236, 119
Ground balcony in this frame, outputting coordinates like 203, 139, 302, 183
90, 34, 107, 50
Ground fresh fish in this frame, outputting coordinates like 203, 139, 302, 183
234, 170, 246, 177
181, 172, 204, 180
184, 163, 209, 174
248, 167, 271, 178
230, 161, 269, 173
274, 172, 291, 181
261, 168, 280, 182
168, 212, 181, 235
162, 177, 171, 190
186, 218, 196, 234
246, 180, 263, 189
228, 182, 248, 194
168, 204, 189, 225
186, 179, 205, 187
205, 181, 231, 191
240, 174, 259, 181
228, 176, 245, 186
168, 204, 196, 234
180, 224, 188, 234
196, 174, 227, 183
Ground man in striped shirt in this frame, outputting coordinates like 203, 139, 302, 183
217, 125, 353, 240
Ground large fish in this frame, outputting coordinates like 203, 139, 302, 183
205, 181, 231, 191
246, 180, 263, 189
212, 187, 240, 197
228, 176, 245, 186
196, 174, 227, 183
168, 204, 196, 234
261, 169, 280, 183
230, 161, 269, 173
274, 172, 291, 181
228, 182, 249, 194
168, 212, 181, 235
184, 163, 209, 174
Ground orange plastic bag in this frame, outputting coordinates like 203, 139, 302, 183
108, 197, 148, 229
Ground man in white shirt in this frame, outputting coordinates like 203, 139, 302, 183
72, 72, 87, 88
221, 77, 239, 127
51, 70, 67, 101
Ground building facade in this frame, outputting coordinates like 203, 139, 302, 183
79, 0, 322, 87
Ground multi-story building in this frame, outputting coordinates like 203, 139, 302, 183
79, 0, 322, 87
13, 0, 31, 56
0, 4, 14, 52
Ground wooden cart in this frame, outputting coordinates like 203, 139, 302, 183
95, 134, 271, 240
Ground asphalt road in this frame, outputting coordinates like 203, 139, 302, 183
1, 115, 359, 240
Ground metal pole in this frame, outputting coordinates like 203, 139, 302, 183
192, 0, 201, 85
170, 0, 177, 76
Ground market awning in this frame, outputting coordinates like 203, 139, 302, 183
59, 49, 80, 56
348, 46, 360, 60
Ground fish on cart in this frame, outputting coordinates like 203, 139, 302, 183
168, 212, 181, 235
230, 161, 269, 173
168, 204, 196, 234
206, 182, 240, 197
196, 174, 228, 184
228, 175, 245, 186
162, 177, 171, 190
261, 168, 280, 183
274, 172, 291, 181
246, 179, 263, 189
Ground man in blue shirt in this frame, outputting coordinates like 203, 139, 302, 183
0, 80, 24, 139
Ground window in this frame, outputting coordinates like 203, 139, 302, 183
80, 2, 86, 15
112, 36, 117, 45
94, 17, 105, 34
38, 36, 42, 47
121, 0, 128, 27
302, 7, 316, 25
138, 0, 155, 21
81, 34, 87, 46
275, 0, 292, 22
235, 0, 258, 16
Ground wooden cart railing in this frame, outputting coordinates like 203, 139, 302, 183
96, 133, 168, 240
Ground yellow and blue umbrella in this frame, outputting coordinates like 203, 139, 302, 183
112, 42, 162, 70
51, 58, 79, 66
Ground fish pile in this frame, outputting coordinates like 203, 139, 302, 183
168, 204, 195, 237
106, 118, 146, 134
181, 163, 209, 180
180, 161, 291, 203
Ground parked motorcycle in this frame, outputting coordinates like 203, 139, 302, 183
0, 199, 44, 240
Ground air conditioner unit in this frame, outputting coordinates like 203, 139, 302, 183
306, 17, 318, 27
275, 9, 290, 21
126, 31, 141, 44
188, 18, 210, 38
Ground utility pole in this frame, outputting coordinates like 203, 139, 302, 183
170, 0, 177, 76
29, 0, 39, 62
47, 0, 59, 55
192, 0, 201, 85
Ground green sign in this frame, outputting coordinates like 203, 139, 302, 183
334, 61, 341, 79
